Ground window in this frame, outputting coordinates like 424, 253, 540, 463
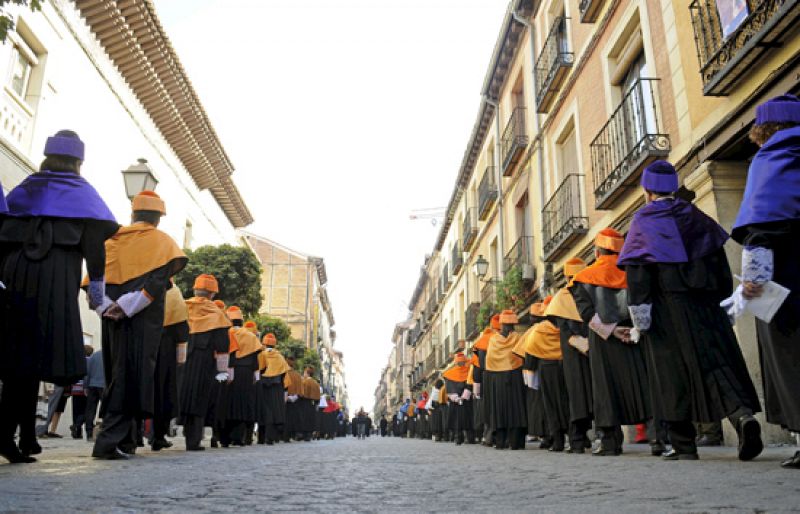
619, 51, 658, 152
9, 47, 33, 98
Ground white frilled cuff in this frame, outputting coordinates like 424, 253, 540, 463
742, 246, 773, 284
628, 304, 652, 332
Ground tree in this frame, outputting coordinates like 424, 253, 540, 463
175, 244, 263, 317
496, 266, 527, 312
276, 338, 322, 380
253, 314, 291, 343
0, 1, 41, 42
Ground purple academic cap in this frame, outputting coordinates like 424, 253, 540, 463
755, 94, 800, 125
44, 130, 85, 161
641, 160, 679, 193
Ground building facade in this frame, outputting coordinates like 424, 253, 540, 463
0, 0, 252, 350
375, 0, 800, 444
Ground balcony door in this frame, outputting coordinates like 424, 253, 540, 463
620, 52, 657, 152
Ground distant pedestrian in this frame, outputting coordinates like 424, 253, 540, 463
379, 415, 388, 437
84, 348, 106, 441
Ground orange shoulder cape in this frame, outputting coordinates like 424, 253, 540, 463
163, 285, 188, 326
259, 349, 291, 378
472, 328, 494, 351
545, 287, 582, 321
229, 327, 263, 358
285, 370, 303, 395
442, 364, 469, 383
302, 377, 321, 400
572, 254, 627, 290
486, 332, 523, 371
186, 297, 231, 334
525, 320, 562, 360
103, 224, 187, 285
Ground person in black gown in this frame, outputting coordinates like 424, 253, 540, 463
218, 315, 260, 447
520, 303, 550, 448
443, 352, 474, 445
257, 333, 289, 445
91, 191, 187, 460
484, 310, 526, 450
0, 131, 118, 464
619, 160, 763, 461
724, 95, 800, 468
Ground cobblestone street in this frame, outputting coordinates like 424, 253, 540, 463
0, 436, 798, 512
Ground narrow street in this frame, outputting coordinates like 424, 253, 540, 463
0, 436, 797, 512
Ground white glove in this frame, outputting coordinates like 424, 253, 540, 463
720, 283, 749, 323
253, 371, 260, 383
742, 246, 773, 284
115, 290, 153, 318
288, 395, 299, 403
215, 372, 229, 383
448, 393, 460, 403
473, 383, 481, 398
460, 389, 472, 401
629, 327, 641, 343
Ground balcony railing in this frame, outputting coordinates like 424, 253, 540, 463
425, 353, 436, 377
580, 0, 606, 22
465, 302, 481, 340
452, 243, 464, 275
500, 107, 529, 176
590, 78, 670, 209
480, 279, 498, 314
452, 322, 460, 352
478, 166, 498, 221
462, 207, 479, 252
690, 0, 800, 96
535, 17, 574, 113
503, 236, 535, 279
542, 174, 589, 261
440, 263, 452, 291
442, 335, 451, 357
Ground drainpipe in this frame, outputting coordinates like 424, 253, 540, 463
482, 95, 506, 280
512, 7, 549, 280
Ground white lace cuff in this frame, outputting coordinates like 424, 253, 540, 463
628, 304, 652, 331
742, 246, 773, 284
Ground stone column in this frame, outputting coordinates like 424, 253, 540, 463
685, 160, 793, 444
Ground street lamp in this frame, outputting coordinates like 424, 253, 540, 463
121, 158, 158, 200
474, 255, 489, 281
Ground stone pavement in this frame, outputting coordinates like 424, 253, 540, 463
0, 435, 798, 513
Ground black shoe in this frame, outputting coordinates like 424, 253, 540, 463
662, 449, 698, 461
46, 432, 62, 438
210, 437, 219, 448
567, 445, 585, 454
92, 448, 130, 460
780, 451, 800, 469
151, 439, 172, 451
0, 444, 37, 464
539, 438, 553, 450
650, 442, 666, 456
186, 445, 205, 452
19, 440, 42, 457
737, 415, 763, 461
118, 444, 136, 455
592, 446, 620, 456
696, 435, 722, 447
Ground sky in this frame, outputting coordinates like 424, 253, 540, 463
156, 0, 510, 414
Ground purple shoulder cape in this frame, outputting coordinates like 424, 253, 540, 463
731, 125, 800, 243
0, 183, 7, 213
5, 170, 116, 223
618, 198, 729, 266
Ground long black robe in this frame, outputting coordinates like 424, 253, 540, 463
224, 352, 259, 424
738, 221, 800, 432
483, 368, 527, 431
536, 358, 570, 437
554, 317, 593, 424
444, 379, 474, 437
101, 263, 174, 419
179, 327, 230, 420
154, 320, 189, 427
523, 354, 548, 437
0, 218, 113, 384
626, 248, 761, 423
571, 282, 651, 427
472, 350, 487, 435
257, 373, 286, 433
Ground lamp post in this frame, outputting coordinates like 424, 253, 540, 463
474, 254, 490, 281
121, 158, 158, 200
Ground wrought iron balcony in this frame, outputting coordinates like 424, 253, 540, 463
542, 174, 589, 261
503, 236, 536, 279
442, 336, 451, 357
440, 262, 452, 291
590, 78, 670, 209
462, 207, 479, 252
535, 17, 574, 113
579, 0, 605, 22
465, 302, 481, 340
452, 322, 461, 349
690, 0, 800, 96
500, 107, 529, 176
452, 242, 464, 275
478, 166, 498, 221
480, 279, 498, 314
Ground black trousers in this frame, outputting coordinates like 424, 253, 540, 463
153, 413, 171, 441
0, 376, 39, 450
569, 417, 592, 446
92, 412, 136, 456
668, 407, 751, 455
71, 395, 87, 430
183, 415, 205, 449
84, 387, 103, 437
599, 425, 624, 452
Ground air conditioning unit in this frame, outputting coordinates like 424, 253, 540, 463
522, 263, 535, 281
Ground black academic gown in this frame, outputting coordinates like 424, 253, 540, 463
626, 248, 761, 423
553, 317, 593, 428
570, 282, 651, 428
472, 351, 486, 435
257, 370, 286, 442
736, 220, 800, 432
179, 327, 230, 420
523, 354, 548, 438
153, 319, 189, 437
445, 379, 474, 443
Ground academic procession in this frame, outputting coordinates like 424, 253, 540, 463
374, 0, 800, 470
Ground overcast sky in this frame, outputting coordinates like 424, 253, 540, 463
156, 0, 510, 413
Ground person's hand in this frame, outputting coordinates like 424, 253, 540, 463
742, 281, 764, 300
102, 302, 126, 321
613, 326, 632, 343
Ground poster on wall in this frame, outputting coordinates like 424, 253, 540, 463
716, 0, 750, 38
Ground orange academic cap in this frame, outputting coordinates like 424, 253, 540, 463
214, 300, 226, 310
132, 190, 166, 215
499, 309, 518, 325
226, 306, 243, 321
262, 333, 277, 346
193, 274, 219, 293
490, 314, 501, 330
530, 303, 546, 317
454, 352, 467, 364
244, 320, 258, 333
595, 228, 624, 253
564, 257, 587, 278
